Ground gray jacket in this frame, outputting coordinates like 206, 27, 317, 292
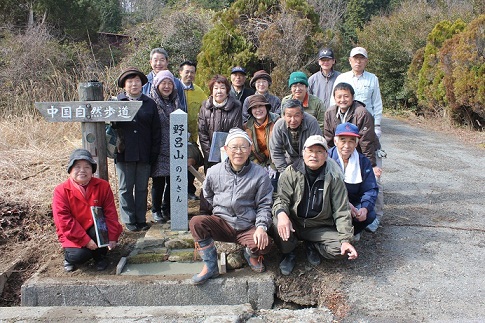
269, 113, 322, 173
203, 159, 273, 231
308, 70, 341, 110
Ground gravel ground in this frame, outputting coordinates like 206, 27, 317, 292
2, 116, 485, 322
338, 117, 485, 322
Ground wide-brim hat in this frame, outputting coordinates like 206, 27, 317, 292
117, 67, 148, 88
250, 70, 272, 88
67, 149, 97, 173
247, 94, 271, 115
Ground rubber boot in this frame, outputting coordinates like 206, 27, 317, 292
192, 238, 219, 285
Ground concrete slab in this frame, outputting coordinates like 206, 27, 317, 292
21, 271, 275, 309
121, 261, 201, 276
0, 304, 254, 322
0, 305, 337, 322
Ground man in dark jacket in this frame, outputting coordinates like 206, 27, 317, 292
113, 67, 161, 232
328, 123, 377, 237
229, 66, 255, 104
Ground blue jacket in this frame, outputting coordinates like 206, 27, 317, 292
328, 146, 378, 212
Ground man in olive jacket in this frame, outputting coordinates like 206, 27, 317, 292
272, 135, 358, 276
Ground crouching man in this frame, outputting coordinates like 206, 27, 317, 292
272, 135, 358, 276
189, 128, 273, 285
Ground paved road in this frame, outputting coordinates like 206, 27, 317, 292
341, 117, 485, 321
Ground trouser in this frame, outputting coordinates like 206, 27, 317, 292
189, 215, 272, 256
115, 161, 150, 225
199, 161, 217, 215
375, 153, 384, 223
270, 216, 346, 260
188, 171, 196, 194
353, 208, 376, 234
64, 226, 107, 264
151, 176, 170, 213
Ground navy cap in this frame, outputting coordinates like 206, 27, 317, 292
231, 66, 247, 75
318, 48, 335, 59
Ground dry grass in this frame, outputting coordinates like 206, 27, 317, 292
0, 115, 82, 214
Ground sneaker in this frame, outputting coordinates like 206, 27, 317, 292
365, 218, 380, 233
188, 193, 200, 201
95, 258, 108, 271
243, 248, 265, 273
137, 222, 150, 231
304, 241, 321, 266
279, 252, 296, 276
63, 260, 75, 272
152, 211, 164, 222
125, 223, 139, 232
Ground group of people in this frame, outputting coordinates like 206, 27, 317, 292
52, 45, 385, 279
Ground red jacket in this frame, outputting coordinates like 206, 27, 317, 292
52, 177, 122, 248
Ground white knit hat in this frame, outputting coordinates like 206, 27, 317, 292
225, 128, 252, 146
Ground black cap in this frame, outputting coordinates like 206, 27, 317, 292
318, 48, 334, 59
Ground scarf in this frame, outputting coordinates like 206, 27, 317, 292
337, 150, 362, 184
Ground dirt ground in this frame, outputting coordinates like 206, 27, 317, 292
1, 114, 485, 321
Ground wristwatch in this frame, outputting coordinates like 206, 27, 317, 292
258, 225, 268, 232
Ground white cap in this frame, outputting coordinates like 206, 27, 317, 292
303, 135, 328, 150
350, 47, 368, 58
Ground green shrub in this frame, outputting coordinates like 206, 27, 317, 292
440, 14, 485, 129
357, 0, 474, 111
196, 0, 324, 96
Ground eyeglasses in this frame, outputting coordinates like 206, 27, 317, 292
255, 80, 268, 85
291, 83, 306, 89
228, 146, 250, 153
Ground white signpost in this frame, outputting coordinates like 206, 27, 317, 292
169, 110, 188, 231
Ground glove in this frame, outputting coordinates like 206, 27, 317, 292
267, 166, 277, 179
375, 125, 382, 138
376, 149, 387, 158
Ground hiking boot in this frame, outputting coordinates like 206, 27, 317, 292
243, 247, 265, 273
304, 241, 321, 266
279, 251, 296, 276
